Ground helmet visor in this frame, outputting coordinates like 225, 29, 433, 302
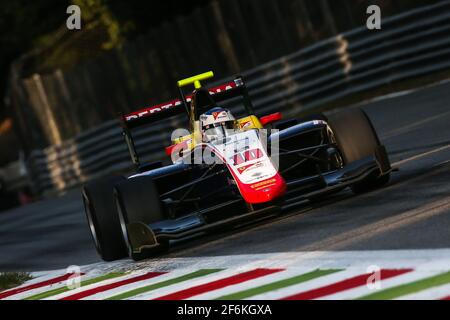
203, 122, 234, 142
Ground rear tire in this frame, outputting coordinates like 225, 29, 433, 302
114, 176, 168, 260
327, 108, 390, 194
82, 176, 128, 261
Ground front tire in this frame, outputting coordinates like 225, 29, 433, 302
327, 108, 390, 194
114, 176, 168, 260
82, 176, 128, 261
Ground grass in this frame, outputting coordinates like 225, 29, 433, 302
0, 272, 32, 291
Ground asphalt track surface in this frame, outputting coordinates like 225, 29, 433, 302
1, 81, 450, 272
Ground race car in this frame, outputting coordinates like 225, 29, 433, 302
82, 71, 391, 261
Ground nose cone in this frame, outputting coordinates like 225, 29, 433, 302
240, 174, 287, 204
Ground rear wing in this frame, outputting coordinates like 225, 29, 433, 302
122, 76, 251, 129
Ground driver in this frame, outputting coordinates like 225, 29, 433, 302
200, 107, 236, 142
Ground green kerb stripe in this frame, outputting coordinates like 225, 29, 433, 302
357, 271, 450, 300
106, 269, 223, 300
25, 272, 125, 300
215, 269, 342, 300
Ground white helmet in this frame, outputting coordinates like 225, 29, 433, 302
200, 107, 236, 142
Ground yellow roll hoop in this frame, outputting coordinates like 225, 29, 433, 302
177, 71, 214, 89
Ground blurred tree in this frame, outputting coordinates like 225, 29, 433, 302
0, 0, 213, 89
0, 0, 212, 161
0, 0, 69, 96
19, 0, 213, 75
0, 0, 69, 164
72, 0, 125, 49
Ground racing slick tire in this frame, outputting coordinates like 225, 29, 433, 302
82, 176, 128, 261
114, 176, 168, 261
327, 108, 390, 194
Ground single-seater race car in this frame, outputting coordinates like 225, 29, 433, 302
82, 71, 391, 261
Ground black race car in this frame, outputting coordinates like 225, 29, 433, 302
82, 71, 391, 261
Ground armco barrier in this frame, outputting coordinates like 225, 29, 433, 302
25, 1, 450, 195
0, 160, 28, 193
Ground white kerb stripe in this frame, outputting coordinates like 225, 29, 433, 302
83, 269, 202, 300
396, 283, 450, 300
244, 269, 360, 300
318, 270, 441, 300
128, 268, 261, 300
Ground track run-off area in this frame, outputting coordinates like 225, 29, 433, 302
1, 80, 450, 300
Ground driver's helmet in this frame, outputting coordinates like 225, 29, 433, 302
200, 107, 236, 142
